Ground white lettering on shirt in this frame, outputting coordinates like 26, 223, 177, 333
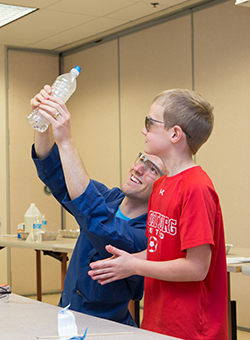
148, 210, 177, 237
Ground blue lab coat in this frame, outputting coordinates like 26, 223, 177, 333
32, 144, 147, 326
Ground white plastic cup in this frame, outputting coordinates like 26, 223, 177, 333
58, 306, 78, 339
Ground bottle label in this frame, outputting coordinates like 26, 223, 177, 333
33, 223, 42, 230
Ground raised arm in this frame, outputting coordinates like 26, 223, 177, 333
31, 87, 89, 200
31, 86, 55, 159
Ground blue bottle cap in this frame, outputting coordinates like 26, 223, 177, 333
74, 66, 81, 73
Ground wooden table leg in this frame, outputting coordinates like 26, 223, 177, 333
134, 301, 140, 327
128, 300, 140, 327
228, 272, 232, 340
128, 300, 135, 320
61, 252, 67, 291
36, 250, 42, 301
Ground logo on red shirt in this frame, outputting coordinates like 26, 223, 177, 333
148, 210, 177, 239
148, 236, 158, 252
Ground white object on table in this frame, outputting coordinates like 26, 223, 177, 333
227, 257, 250, 264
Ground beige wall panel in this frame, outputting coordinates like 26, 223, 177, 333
0, 45, 8, 284
62, 41, 120, 229
193, 0, 250, 328
119, 15, 193, 181
8, 50, 62, 294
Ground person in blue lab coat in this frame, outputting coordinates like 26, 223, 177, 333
30, 85, 165, 326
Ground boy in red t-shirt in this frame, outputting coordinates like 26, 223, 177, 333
89, 89, 228, 340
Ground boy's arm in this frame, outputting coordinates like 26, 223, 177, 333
88, 243, 211, 285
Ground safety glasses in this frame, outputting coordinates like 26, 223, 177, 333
135, 152, 164, 177
145, 116, 191, 139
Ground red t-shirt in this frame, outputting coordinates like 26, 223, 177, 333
141, 166, 228, 340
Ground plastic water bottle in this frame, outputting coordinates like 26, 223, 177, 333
24, 203, 41, 233
33, 215, 42, 242
27, 65, 81, 132
41, 214, 47, 231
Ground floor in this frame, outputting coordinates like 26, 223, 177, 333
29, 293, 250, 339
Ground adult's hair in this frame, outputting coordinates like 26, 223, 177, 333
152, 89, 214, 155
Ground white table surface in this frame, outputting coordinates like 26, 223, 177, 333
0, 234, 76, 253
0, 294, 180, 340
226, 246, 250, 273
229, 247, 250, 276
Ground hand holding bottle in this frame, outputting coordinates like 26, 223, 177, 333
36, 93, 73, 147
30, 85, 52, 112
28, 66, 81, 132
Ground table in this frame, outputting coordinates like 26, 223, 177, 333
230, 248, 250, 277
226, 247, 250, 340
0, 235, 76, 301
0, 294, 181, 340
0, 235, 139, 325
2, 237, 248, 339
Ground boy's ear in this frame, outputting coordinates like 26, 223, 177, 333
171, 126, 183, 144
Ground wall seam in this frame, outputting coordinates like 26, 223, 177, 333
5, 47, 11, 285
58, 54, 66, 230
191, 10, 195, 92
190, 10, 197, 164
117, 37, 122, 188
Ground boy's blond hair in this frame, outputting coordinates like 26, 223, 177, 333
153, 89, 214, 155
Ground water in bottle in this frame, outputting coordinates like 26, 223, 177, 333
27, 65, 81, 132
41, 214, 47, 231
33, 215, 42, 242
